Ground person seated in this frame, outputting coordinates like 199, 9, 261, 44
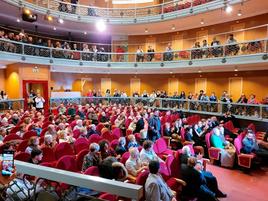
247, 94, 258, 104
25, 136, 40, 154
115, 137, 127, 156
15, 124, 27, 138
82, 143, 102, 172
10, 113, 20, 126
163, 43, 173, 61
136, 46, 144, 62
73, 119, 87, 138
99, 140, 117, 160
218, 120, 237, 140
77, 106, 85, 120
181, 157, 222, 201
126, 147, 148, 179
45, 124, 57, 138
99, 112, 110, 125
237, 93, 248, 103
127, 134, 139, 149
31, 123, 42, 136
163, 122, 172, 137
67, 104, 76, 117
193, 121, 208, 147
58, 103, 66, 115
128, 118, 137, 132
41, 134, 57, 149
87, 124, 98, 137
226, 34, 240, 55
140, 140, 164, 165
87, 108, 98, 125
114, 113, 126, 133
211, 127, 236, 168
145, 160, 176, 201
28, 148, 43, 164
147, 46, 155, 61
98, 156, 128, 181
192, 41, 202, 59
210, 37, 222, 57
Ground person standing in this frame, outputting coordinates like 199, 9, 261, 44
35, 93, 45, 111
71, 0, 78, 14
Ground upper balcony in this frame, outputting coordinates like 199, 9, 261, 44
4, 0, 245, 25
0, 37, 267, 74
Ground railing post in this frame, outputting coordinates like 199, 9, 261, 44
264, 39, 267, 53
161, 2, 164, 14
259, 105, 263, 119
49, 48, 52, 58
22, 43, 24, 55
47, 0, 50, 9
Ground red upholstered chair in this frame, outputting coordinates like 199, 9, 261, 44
98, 193, 118, 201
234, 134, 255, 168
42, 121, 52, 129
153, 138, 174, 159
56, 155, 78, 172
16, 140, 29, 152
126, 129, 133, 136
88, 134, 103, 144
101, 130, 115, 142
70, 120, 77, 130
112, 128, 122, 139
3, 134, 22, 142
96, 124, 105, 134
120, 152, 130, 165
84, 166, 100, 176
9, 126, 21, 134
41, 147, 56, 163
248, 123, 266, 139
40, 127, 48, 137
205, 132, 221, 161
73, 129, 81, 139
54, 142, 74, 160
74, 138, 89, 154
14, 152, 31, 162
22, 131, 37, 140
76, 149, 89, 171
224, 121, 239, 134
110, 139, 119, 150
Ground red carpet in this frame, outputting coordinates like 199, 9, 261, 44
206, 164, 268, 201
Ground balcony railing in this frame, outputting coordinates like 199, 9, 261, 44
0, 99, 24, 111
0, 38, 267, 63
50, 97, 268, 122
5, 0, 242, 24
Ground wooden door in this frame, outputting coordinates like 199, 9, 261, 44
168, 78, 178, 96
130, 78, 141, 96
195, 78, 207, 93
229, 77, 243, 101
101, 78, 111, 96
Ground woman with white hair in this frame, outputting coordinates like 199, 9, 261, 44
82, 143, 102, 172
41, 134, 57, 149
126, 147, 148, 177
73, 119, 87, 137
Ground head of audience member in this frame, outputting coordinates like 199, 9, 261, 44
44, 134, 54, 147
89, 142, 100, 154
246, 129, 256, 140
187, 157, 197, 168
182, 145, 192, 157
112, 162, 128, 181
143, 140, 153, 152
99, 140, 109, 152
28, 136, 39, 147
1, 117, 8, 127
76, 119, 83, 127
165, 122, 171, 130
48, 124, 56, 134
128, 134, 136, 143
129, 147, 140, 160
30, 148, 43, 164
118, 137, 126, 147
149, 160, 160, 174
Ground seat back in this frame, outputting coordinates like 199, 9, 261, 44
22, 131, 37, 140
247, 123, 256, 133
234, 135, 243, 155
112, 128, 122, 139
96, 124, 104, 134
120, 152, 130, 165
74, 138, 89, 154
56, 155, 77, 172
54, 142, 74, 160
88, 134, 103, 144
14, 152, 31, 162
40, 127, 48, 137
110, 139, 119, 150
16, 139, 29, 152
136, 170, 149, 186
41, 147, 56, 163
180, 127, 186, 142
154, 138, 168, 154
84, 166, 100, 176
3, 134, 22, 142
98, 193, 118, 201
9, 126, 21, 134
205, 132, 212, 148
73, 129, 81, 139
76, 149, 89, 171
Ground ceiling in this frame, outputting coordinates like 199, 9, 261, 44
0, 0, 268, 36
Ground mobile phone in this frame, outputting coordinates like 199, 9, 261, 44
2, 150, 14, 176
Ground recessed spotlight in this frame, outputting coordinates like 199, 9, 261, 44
145, 28, 148, 33
170, 71, 173, 74
171, 24, 175, 30
200, 19, 204, 25
24, 8, 31, 15
16, 18, 20, 23
47, 15, 53, 22
53, 26, 57, 31
84, 31, 87, 35
225, 4, 232, 13
234, 68, 238, 72
198, 70, 202, 73
58, 18, 64, 24
237, 10, 242, 16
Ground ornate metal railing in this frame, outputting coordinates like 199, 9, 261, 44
0, 37, 267, 63
50, 97, 268, 122
4, 0, 244, 24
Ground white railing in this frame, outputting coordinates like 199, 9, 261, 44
8, 160, 142, 200
0, 37, 267, 63
0, 99, 24, 111
49, 97, 268, 122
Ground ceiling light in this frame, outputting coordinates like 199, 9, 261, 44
171, 24, 175, 30
16, 18, 20, 23
96, 19, 106, 32
237, 10, 242, 16
198, 69, 202, 73
58, 18, 64, 24
46, 15, 53, 22
24, 8, 31, 15
234, 67, 238, 72
145, 28, 148, 33
84, 31, 87, 35
169, 71, 173, 74
225, 4, 232, 13
53, 26, 57, 31
200, 19, 204, 25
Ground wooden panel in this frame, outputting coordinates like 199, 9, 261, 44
81, 78, 93, 96
145, 37, 156, 50
195, 78, 207, 93
229, 77, 243, 101
130, 78, 141, 95
196, 30, 208, 42
101, 78, 111, 95
230, 23, 245, 41
168, 78, 178, 96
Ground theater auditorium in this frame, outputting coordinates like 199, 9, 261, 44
0, 0, 267, 200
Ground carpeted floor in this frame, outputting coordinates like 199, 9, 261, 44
206, 164, 268, 201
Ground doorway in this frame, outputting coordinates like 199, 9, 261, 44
22, 80, 49, 111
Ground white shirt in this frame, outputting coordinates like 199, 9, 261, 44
35, 97, 45, 109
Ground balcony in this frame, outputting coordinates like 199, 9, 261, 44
4, 0, 244, 25
0, 37, 267, 73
